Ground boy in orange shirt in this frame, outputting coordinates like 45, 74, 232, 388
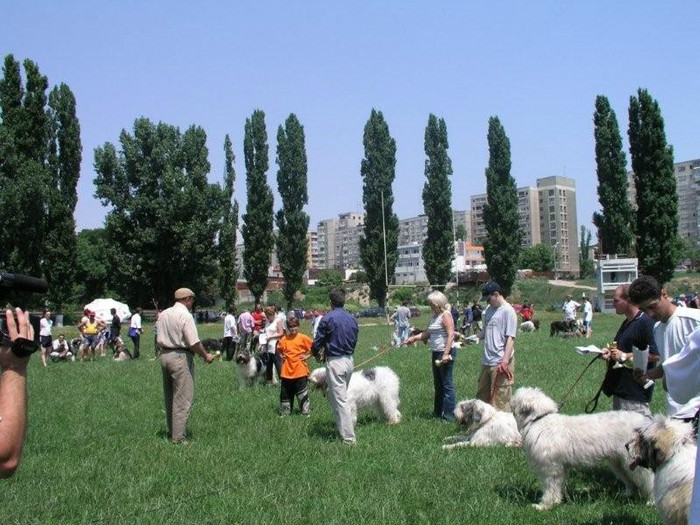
277, 316, 312, 416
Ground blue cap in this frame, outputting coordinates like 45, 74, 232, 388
481, 281, 502, 300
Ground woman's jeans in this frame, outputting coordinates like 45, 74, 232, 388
432, 348, 457, 420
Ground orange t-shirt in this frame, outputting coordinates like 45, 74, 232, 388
277, 333, 312, 379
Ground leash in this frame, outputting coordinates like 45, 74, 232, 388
557, 354, 601, 411
354, 345, 394, 370
489, 368, 503, 405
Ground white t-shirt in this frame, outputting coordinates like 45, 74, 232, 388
653, 306, 700, 418
39, 317, 53, 337
582, 301, 593, 322
52, 338, 69, 352
563, 300, 580, 321
223, 313, 237, 338
130, 313, 142, 330
482, 302, 517, 367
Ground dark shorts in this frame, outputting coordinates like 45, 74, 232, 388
40, 335, 53, 349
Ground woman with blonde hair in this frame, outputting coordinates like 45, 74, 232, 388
404, 290, 457, 420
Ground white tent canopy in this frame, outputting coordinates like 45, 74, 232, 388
83, 298, 132, 323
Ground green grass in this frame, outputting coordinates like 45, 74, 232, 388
1, 312, 664, 524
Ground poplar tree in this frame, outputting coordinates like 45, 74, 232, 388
579, 226, 594, 278
482, 117, 521, 296
0, 56, 50, 278
275, 113, 309, 310
358, 109, 399, 308
628, 88, 679, 285
45, 83, 81, 309
422, 114, 454, 286
592, 95, 635, 255
94, 118, 225, 306
241, 110, 274, 303
219, 134, 239, 308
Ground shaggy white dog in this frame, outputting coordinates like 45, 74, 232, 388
520, 321, 536, 333
309, 366, 401, 424
510, 387, 653, 510
234, 350, 265, 388
627, 416, 696, 525
442, 399, 521, 450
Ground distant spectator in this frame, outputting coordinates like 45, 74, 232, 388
38, 310, 53, 368
390, 300, 411, 347
520, 302, 534, 322
50, 334, 74, 362
471, 299, 483, 335
462, 304, 473, 335
252, 303, 265, 334
311, 309, 323, 339
562, 294, 580, 322
450, 303, 459, 328
129, 307, 142, 359
108, 307, 121, 352
222, 307, 238, 361
581, 295, 593, 339
237, 308, 254, 353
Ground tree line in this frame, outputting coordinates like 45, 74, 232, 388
0, 53, 681, 314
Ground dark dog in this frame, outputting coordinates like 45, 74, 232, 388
201, 338, 223, 352
550, 319, 578, 337
532, 319, 540, 330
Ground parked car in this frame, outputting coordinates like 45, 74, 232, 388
354, 307, 386, 318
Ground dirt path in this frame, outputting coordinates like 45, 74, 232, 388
547, 279, 596, 291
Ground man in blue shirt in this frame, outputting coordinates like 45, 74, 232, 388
312, 288, 359, 444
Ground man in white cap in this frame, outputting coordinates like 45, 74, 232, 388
156, 287, 214, 444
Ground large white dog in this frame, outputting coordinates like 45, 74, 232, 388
510, 387, 653, 510
309, 366, 401, 424
442, 399, 521, 450
627, 416, 696, 525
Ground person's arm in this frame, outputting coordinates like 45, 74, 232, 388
190, 341, 214, 363
497, 310, 517, 379
0, 308, 34, 478
441, 311, 455, 361
404, 327, 429, 345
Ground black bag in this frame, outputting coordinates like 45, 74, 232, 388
601, 365, 633, 397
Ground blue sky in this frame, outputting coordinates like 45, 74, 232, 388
2, 2, 698, 241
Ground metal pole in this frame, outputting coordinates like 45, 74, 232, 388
381, 190, 390, 319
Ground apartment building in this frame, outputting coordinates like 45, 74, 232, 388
627, 158, 700, 247
537, 176, 579, 274
317, 218, 337, 269
471, 188, 541, 248
398, 210, 470, 246
334, 212, 365, 270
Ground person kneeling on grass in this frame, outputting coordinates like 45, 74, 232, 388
277, 316, 312, 416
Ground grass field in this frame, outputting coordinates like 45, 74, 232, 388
1, 310, 665, 524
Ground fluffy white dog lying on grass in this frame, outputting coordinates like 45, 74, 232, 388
510, 387, 653, 510
442, 399, 521, 450
309, 366, 401, 424
627, 416, 696, 525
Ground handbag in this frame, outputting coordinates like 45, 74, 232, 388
128, 327, 139, 338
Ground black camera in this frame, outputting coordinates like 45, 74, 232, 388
0, 272, 48, 357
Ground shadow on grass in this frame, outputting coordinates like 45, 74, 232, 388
307, 420, 340, 442
498, 466, 648, 507
573, 513, 649, 525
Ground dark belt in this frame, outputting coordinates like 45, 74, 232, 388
160, 347, 189, 352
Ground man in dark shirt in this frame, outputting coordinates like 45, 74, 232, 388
602, 284, 659, 417
312, 288, 359, 444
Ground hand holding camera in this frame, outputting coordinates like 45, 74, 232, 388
0, 308, 36, 370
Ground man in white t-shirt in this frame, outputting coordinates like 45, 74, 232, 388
629, 275, 700, 420
222, 307, 238, 361
477, 281, 517, 411
562, 295, 580, 322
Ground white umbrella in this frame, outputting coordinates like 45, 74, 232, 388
83, 298, 132, 323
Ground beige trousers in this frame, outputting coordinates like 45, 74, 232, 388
160, 350, 194, 442
326, 356, 356, 443
477, 361, 514, 412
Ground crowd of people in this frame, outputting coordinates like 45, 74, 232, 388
3, 276, 699, 519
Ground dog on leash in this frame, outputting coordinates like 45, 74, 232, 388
309, 366, 401, 424
234, 350, 265, 388
442, 399, 521, 450
627, 416, 696, 525
549, 319, 579, 337
510, 387, 653, 510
